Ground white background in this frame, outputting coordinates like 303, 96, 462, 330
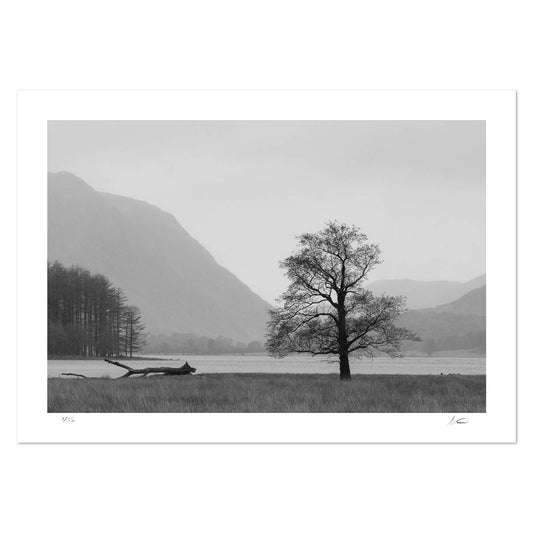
1, 1, 530, 532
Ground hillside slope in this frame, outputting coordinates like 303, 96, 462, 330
48, 172, 270, 342
434, 285, 485, 317
398, 286, 486, 352
368, 274, 485, 309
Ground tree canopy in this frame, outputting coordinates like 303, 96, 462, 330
266, 221, 418, 379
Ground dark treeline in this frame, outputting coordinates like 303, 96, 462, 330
422, 330, 486, 355
142, 332, 265, 355
48, 261, 147, 357
404, 330, 486, 356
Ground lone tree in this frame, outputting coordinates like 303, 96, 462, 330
266, 221, 419, 380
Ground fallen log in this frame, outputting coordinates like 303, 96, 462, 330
61, 372, 87, 378
104, 359, 196, 378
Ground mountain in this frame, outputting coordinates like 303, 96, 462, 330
433, 285, 485, 317
367, 274, 486, 310
398, 286, 486, 353
48, 171, 270, 342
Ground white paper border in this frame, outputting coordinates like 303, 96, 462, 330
17, 90, 516, 443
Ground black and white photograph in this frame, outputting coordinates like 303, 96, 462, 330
14, 89, 516, 445
46, 119, 487, 413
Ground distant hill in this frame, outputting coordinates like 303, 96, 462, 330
367, 274, 486, 310
398, 285, 486, 353
48, 171, 270, 342
434, 285, 485, 317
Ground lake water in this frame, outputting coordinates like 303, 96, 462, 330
48, 354, 486, 378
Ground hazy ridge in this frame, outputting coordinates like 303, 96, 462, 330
367, 274, 486, 309
398, 285, 486, 353
48, 172, 270, 342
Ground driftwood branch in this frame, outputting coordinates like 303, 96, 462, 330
104, 359, 196, 378
61, 372, 87, 378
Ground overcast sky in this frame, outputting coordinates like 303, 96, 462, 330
48, 120, 485, 304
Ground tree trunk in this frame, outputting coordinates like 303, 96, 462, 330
337, 293, 351, 380
339, 350, 351, 380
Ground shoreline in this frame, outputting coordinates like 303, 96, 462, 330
48, 371, 487, 377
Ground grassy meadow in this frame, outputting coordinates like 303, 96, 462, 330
48, 373, 485, 413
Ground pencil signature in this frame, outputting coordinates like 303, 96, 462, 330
448, 415, 469, 425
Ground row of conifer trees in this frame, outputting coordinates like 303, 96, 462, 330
48, 261, 146, 357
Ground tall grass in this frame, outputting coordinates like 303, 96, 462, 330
48, 374, 485, 413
